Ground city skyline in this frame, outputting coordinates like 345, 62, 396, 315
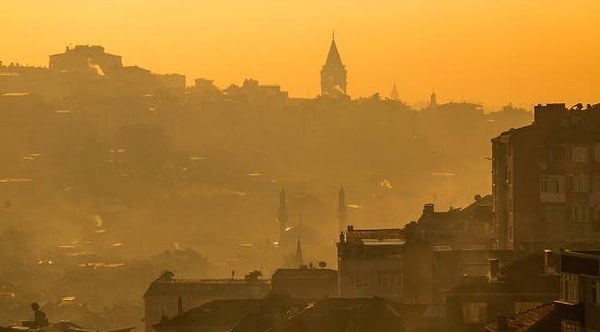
3, 2, 600, 330
2, 0, 600, 109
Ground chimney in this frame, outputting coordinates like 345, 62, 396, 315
544, 249, 556, 274
347, 225, 354, 231
177, 296, 183, 315
489, 258, 500, 282
496, 315, 509, 331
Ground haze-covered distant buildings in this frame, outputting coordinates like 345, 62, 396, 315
49, 45, 123, 74
4, 39, 598, 332
1, 45, 185, 102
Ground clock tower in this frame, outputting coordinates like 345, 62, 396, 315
320, 33, 347, 97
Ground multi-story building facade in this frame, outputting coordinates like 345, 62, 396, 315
554, 250, 600, 332
492, 103, 600, 250
337, 226, 404, 301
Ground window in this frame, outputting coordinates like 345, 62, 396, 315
594, 209, 600, 231
375, 272, 402, 289
594, 144, 600, 162
562, 320, 582, 332
462, 262, 490, 276
572, 206, 590, 223
540, 175, 561, 193
572, 146, 589, 163
571, 175, 590, 193
593, 174, 600, 192
552, 147, 566, 166
351, 274, 369, 288
592, 280, 600, 305
462, 302, 487, 324
545, 205, 565, 223
561, 273, 580, 303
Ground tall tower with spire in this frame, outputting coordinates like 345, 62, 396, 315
320, 32, 347, 97
337, 186, 348, 232
429, 90, 438, 108
278, 188, 288, 241
389, 83, 399, 101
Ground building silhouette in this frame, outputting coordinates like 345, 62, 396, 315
144, 274, 269, 332
49, 45, 122, 75
492, 103, 600, 250
271, 267, 338, 299
446, 251, 559, 331
337, 226, 404, 301
320, 34, 347, 98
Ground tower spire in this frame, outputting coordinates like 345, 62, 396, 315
390, 83, 399, 101
429, 87, 437, 108
278, 187, 288, 242
295, 237, 304, 266
320, 33, 347, 98
337, 185, 348, 232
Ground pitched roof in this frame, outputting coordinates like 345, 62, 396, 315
157, 295, 309, 332
144, 279, 270, 297
484, 303, 560, 332
154, 299, 262, 329
282, 298, 404, 332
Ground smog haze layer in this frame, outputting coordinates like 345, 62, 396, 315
0, 2, 594, 329
2, 0, 600, 108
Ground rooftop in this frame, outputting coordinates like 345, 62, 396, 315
484, 303, 559, 332
144, 278, 270, 297
272, 268, 337, 279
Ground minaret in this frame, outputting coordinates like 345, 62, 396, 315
320, 32, 347, 97
295, 237, 304, 266
337, 186, 348, 232
389, 83, 399, 101
429, 90, 437, 108
278, 187, 288, 242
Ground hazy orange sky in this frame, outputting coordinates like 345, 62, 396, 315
2, 0, 599, 109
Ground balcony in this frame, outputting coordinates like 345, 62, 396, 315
540, 192, 566, 203
553, 300, 584, 322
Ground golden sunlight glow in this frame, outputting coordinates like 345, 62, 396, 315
2, 0, 599, 108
